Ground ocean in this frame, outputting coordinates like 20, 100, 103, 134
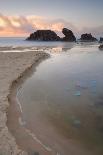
0, 37, 76, 48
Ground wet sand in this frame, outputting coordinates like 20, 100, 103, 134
0, 48, 48, 155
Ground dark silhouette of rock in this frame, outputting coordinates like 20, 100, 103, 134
80, 33, 97, 42
99, 37, 103, 43
99, 44, 103, 50
27, 28, 76, 42
62, 28, 76, 42
27, 30, 61, 41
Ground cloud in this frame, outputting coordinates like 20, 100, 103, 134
0, 13, 78, 36
0, 13, 102, 37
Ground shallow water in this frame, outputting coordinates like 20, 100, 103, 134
9, 43, 103, 155
0, 37, 76, 47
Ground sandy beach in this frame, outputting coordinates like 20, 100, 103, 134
0, 49, 48, 155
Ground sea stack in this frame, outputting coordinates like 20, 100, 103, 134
80, 33, 97, 42
62, 28, 76, 42
26, 28, 76, 42
26, 30, 61, 41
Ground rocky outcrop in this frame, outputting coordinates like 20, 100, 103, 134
62, 28, 76, 42
27, 30, 61, 41
99, 44, 103, 50
99, 37, 103, 43
80, 33, 97, 42
27, 28, 76, 42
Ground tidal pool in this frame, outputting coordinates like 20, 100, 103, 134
8, 43, 103, 155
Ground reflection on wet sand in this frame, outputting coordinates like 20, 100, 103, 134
50, 43, 75, 53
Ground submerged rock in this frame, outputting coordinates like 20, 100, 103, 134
27, 30, 61, 41
80, 33, 97, 42
62, 28, 76, 42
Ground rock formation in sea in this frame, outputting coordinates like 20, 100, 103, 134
99, 44, 103, 50
80, 33, 97, 42
27, 30, 61, 41
27, 28, 76, 42
62, 28, 76, 42
99, 37, 103, 43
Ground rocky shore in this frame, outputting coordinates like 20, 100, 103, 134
80, 33, 97, 42
99, 44, 103, 49
0, 49, 48, 155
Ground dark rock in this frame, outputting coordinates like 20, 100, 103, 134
80, 33, 97, 42
26, 28, 76, 42
99, 44, 103, 50
27, 30, 61, 41
62, 28, 76, 42
99, 37, 103, 43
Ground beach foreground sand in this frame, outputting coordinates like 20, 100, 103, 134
0, 50, 48, 155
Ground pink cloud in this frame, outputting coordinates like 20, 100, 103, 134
0, 13, 78, 36
0, 13, 102, 37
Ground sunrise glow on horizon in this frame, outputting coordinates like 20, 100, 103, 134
0, 0, 103, 37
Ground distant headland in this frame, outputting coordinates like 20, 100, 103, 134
26, 28, 102, 42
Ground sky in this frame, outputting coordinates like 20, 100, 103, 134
0, 0, 103, 37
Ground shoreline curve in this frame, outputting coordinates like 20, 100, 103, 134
0, 49, 49, 155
